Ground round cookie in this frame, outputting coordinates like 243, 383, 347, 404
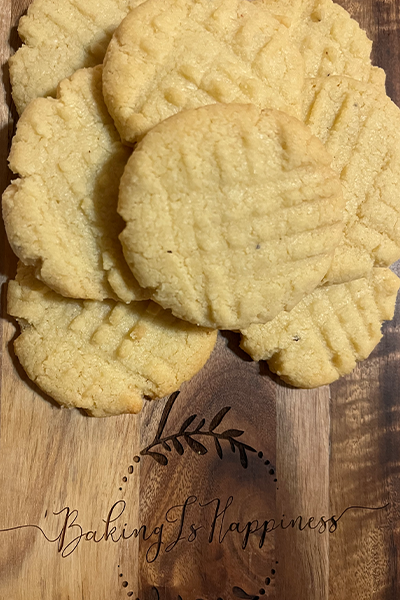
240, 268, 400, 388
119, 103, 344, 330
8, 264, 218, 418
3, 66, 148, 303
10, 0, 145, 114
103, 0, 305, 143
302, 75, 400, 284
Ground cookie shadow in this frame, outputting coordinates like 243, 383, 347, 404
219, 330, 295, 388
1, 21, 22, 283
219, 329, 293, 388
219, 330, 253, 362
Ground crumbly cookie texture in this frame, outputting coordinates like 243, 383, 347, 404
103, 0, 305, 143
302, 76, 400, 284
264, 0, 384, 85
119, 103, 344, 330
3, 66, 148, 303
261, 0, 304, 23
8, 264, 218, 417
288, 0, 373, 81
10, 0, 145, 114
240, 268, 400, 388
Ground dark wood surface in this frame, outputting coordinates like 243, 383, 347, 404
1, 1, 400, 598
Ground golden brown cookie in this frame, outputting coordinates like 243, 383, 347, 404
303, 76, 400, 284
103, 0, 305, 143
8, 264, 218, 417
10, 0, 145, 114
3, 66, 147, 303
264, 0, 384, 85
288, 0, 374, 81
241, 268, 400, 387
119, 103, 344, 330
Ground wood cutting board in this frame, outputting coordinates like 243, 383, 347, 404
1, 1, 400, 598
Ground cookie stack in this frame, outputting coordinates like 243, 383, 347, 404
4, 0, 400, 416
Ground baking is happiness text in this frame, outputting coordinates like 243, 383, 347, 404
0, 497, 387, 561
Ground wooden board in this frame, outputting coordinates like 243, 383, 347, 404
1, 1, 400, 598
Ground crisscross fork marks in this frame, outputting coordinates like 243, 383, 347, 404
306, 294, 342, 365
304, 84, 350, 145
346, 281, 381, 352
328, 99, 378, 175
90, 302, 141, 354
23, 2, 99, 47
171, 12, 279, 106
351, 220, 400, 257
274, 221, 343, 265
138, 0, 300, 120
337, 105, 391, 186
64, 0, 105, 30
155, 179, 200, 314
327, 284, 370, 359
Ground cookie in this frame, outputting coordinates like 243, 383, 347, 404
302, 76, 400, 284
263, 0, 322, 25
3, 66, 148, 303
119, 103, 344, 330
264, 0, 384, 86
240, 268, 400, 388
103, 0, 305, 143
10, 0, 145, 114
8, 264, 218, 417
286, 0, 374, 82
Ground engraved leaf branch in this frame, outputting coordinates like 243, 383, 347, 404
140, 391, 257, 468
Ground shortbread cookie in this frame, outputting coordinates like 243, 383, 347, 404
302, 76, 400, 284
103, 0, 305, 143
288, 0, 374, 81
263, 0, 322, 26
10, 0, 145, 114
119, 103, 344, 330
264, 0, 384, 87
3, 66, 147, 303
241, 268, 400, 388
8, 264, 218, 417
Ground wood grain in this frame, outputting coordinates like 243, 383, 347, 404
276, 387, 330, 600
329, 3, 400, 599
0, 1, 400, 599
